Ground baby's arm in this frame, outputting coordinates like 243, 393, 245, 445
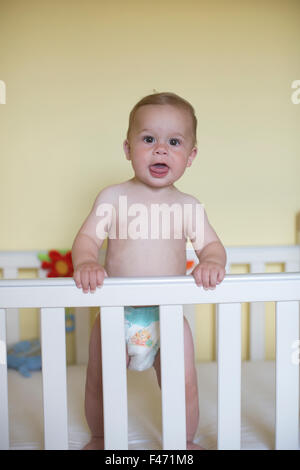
72, 190, 112, 293
187, 200, 226, 289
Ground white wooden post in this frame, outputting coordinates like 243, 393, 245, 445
275, 301, 299, 450
296, 212, 300, 244
159, 305, 186, 450
217, 303, 241, 450
0, 308, 9, 450
3, 267, 19, 346
285, 261, 300, 273
100, 306, 128, 450
40, 308, 68, 450
250, 262, 266, 360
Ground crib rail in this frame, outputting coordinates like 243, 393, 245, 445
1, 245, 300, 362
1, 245, 300, 366
187, 245, 300, 360
0, 273, 299, 450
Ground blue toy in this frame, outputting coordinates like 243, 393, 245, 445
7, 313, 75, 377
7, 339, 42, 377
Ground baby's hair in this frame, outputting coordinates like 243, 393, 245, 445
126, 92, 197, 145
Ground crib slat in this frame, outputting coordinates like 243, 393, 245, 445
217, 303, 241, 450
285, 261, 300, 272
40, 308, 68, 450
275, 301, 299, 450
249, 262, 265, 361
5, 309, 20, 347
100, 306, 128, 450
3, 267, 18, 278
3, 267, 20, 346
160, 305, 186, 450
0, 309, 9, 450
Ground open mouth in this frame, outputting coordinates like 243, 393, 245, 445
149, 163, 169, 178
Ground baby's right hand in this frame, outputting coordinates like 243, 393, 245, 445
73, 262, 108, 293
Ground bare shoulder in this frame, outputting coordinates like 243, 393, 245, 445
93, 181, 129, 204
173, 188, 202, 207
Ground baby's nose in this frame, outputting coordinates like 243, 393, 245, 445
154, 143, 168, 155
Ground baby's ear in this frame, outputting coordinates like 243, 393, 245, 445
186, 146, 197, 167
123, 139, 131, 160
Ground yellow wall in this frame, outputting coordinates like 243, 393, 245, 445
0, 0, 299, 360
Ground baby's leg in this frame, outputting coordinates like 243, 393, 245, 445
153, 317, 202, 450
83, 313, 129, 450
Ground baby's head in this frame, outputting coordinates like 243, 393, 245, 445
124, 92, 198, 187
126, 92, 197, 147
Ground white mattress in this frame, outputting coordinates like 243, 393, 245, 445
7, 361, 299, 450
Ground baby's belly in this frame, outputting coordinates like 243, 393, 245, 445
104, 239, 187, 277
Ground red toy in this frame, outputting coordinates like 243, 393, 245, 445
39, 250, 73, 277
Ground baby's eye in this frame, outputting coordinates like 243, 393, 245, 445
169, 138, 181, 146
143, 136, 155, 144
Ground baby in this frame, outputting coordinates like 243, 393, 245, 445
72, 92, 226, 450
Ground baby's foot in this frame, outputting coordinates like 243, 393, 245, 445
187, 441, 205, 450
82, 436, 104, 450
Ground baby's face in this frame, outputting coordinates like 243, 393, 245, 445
124, 104, 197, 188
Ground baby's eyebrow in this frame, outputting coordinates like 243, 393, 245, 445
138, 128, 154, 134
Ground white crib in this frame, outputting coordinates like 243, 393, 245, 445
0, 245, 299, 451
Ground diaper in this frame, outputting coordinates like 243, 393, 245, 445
124, 305, 160, 371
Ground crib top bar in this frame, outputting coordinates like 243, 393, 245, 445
0, 272, 299, 308
0, 271, 299, 287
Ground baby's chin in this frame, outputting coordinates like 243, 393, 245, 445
133, 172, 176, 189
147, 177, 176, 189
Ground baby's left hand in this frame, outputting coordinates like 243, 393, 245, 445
192, 262, 225, 290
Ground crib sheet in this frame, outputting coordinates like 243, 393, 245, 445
7, 361, 299, 450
